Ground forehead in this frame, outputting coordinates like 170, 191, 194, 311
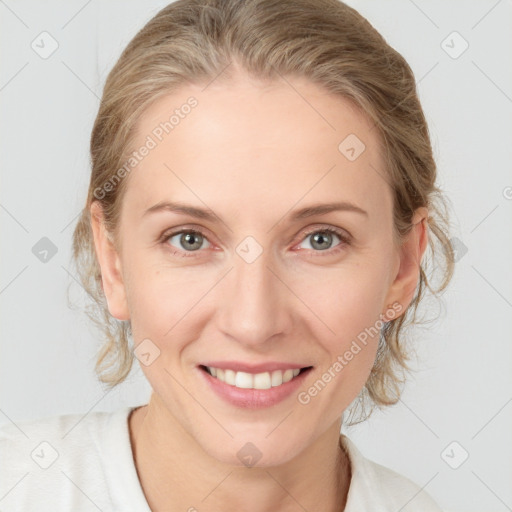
122, 73, 390, 223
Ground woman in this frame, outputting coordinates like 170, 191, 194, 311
0, 0, 454, 510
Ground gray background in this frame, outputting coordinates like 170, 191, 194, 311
1, 1, 511, 510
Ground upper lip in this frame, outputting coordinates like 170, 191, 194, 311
200, 361, 313, 374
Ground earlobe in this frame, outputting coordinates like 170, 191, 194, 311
89, 201, 130, 321
383, 207, 429, 316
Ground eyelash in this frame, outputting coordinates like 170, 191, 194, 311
158, 226, 351, 258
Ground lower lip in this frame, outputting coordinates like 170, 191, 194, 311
197, 366, 313, 409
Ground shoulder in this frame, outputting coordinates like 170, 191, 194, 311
341, 435, 443, 511
0, 406, 135, 512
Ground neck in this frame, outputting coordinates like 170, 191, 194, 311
129, 392, 352, 512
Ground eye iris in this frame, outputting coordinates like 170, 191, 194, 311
311, 231, 333, 251
181, 232, 203, 251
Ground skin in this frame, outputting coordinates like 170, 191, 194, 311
90, 65, 428, 512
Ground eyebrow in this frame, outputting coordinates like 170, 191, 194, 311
142, 200, 368, 222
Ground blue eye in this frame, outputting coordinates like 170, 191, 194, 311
297, 227, 351, 255
163, 229, 210, 257
159, 226, 351, 258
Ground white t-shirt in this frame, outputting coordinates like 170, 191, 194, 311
0, 406, 443, 511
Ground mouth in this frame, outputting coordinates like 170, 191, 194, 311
199, 364, 313, 390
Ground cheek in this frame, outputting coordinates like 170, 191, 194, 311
297, 258, 390, 339
125, 261, 208, 343
297, 261, 389, 387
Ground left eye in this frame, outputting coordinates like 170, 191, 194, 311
297, 227, 349, 253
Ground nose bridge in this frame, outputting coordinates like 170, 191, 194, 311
216, 245, 289, 346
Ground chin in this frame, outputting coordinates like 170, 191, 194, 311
199, 433, 304, 468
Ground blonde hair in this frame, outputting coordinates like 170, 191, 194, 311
71, 0, 455, 424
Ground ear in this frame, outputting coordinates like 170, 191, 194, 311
382, 206, 429, 316
89, 201, 130, 321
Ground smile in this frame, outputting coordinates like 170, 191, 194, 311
200, 365, 311, 390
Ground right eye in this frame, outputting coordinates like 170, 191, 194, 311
160, 228, 212, 257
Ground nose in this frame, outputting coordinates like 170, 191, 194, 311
215, 246, 292, 349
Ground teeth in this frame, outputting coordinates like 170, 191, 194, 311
206, 366, 303, 389
225, 369, 236, 386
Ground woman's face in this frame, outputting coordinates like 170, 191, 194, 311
92, 70, 426, 466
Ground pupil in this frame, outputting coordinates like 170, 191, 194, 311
182, 232, 201, 250
312, 232, 331, 250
